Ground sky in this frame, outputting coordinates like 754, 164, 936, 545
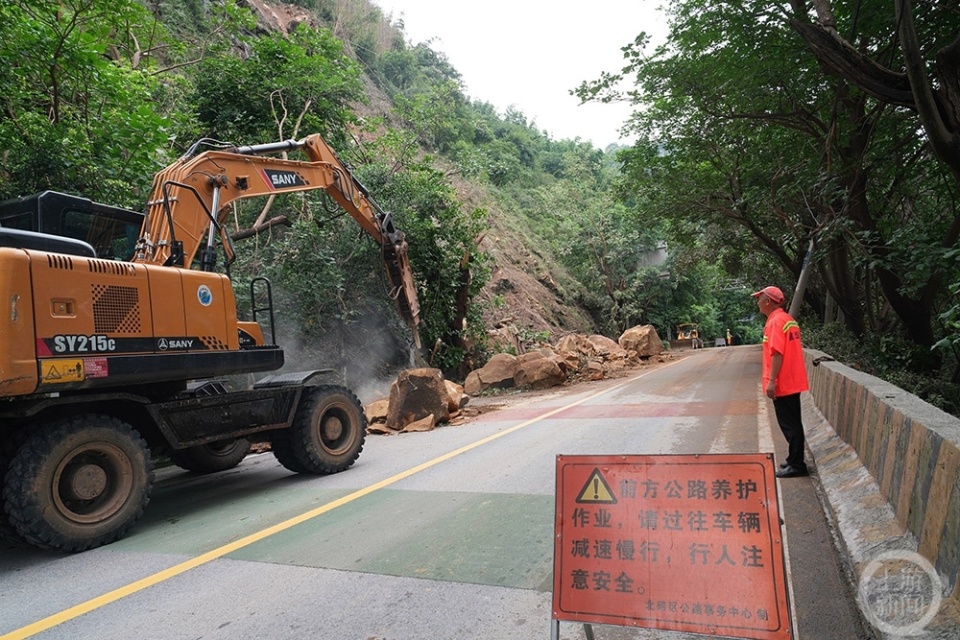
372, 1, 669, 149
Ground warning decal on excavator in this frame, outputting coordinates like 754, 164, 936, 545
42, 359, 84, 383
83, 357, 109, 378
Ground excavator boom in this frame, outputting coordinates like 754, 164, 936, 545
134, 135, 419, 337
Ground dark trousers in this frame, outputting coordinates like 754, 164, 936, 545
773, 393, 806, 469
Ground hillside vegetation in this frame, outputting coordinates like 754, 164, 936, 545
1, 0, 957, 414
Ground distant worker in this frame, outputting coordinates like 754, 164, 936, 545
726, 328, 732, 346
753, 285, 809, 478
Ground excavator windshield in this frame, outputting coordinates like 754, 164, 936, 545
0, 191, 143, 260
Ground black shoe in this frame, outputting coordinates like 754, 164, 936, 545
775, 465, 809, 478
779, 462, 789, 468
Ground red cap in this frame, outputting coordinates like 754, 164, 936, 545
751, 286, 785, 304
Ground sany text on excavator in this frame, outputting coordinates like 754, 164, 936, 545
0, 134, 420, 551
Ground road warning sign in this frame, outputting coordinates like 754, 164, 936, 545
553, 454, 792, 639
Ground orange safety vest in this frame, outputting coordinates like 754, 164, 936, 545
761, 308, 809, 397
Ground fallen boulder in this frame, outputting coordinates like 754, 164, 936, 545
366, 369, 472, 434
515, 352, 566, 389
386, 368, 450, 432
463, 327, 668, 394
463, 352, 519, 395
585, 360, 604, 381
619, 324, 664, 358
586, 334, 630, 361
556, 333, 589, 357
402, 414, 436, 432
444, 379, 468, 413
364, 398, 390, 425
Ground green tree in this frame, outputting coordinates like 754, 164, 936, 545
192, 24, 364, 145
788, 0, 960, 367
364, 157, 490, 377
393, 81, 471, 154
0, 0, 171, 205
577, 0, 955, 372
378, 48, 418, 91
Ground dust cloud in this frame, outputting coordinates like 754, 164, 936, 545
268, 299, 414, 404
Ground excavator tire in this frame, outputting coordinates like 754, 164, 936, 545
272, 385, 366, 475
168, 438, 251, 474
3, 416, 153, 552
0, 427, 31, 546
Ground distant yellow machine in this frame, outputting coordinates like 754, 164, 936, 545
676, 323, 699, 341
672, 323, 702, 349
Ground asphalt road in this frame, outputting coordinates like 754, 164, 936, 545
0, 346, 871, 639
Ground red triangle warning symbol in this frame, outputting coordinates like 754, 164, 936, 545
575, 468, 617, 504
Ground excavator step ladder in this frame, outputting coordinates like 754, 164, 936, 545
250, 276, 277, 346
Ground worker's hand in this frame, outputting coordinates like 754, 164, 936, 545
765, 381, 776, 399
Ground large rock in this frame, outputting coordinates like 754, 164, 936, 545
586, 334, 629, 360
556, 333, 589, 357
463, 371, 484, 396
554, 351, 581, 374
366, 374, 469, 435
386, 368, 450, 431
443, 380, 469, 413
517, 348, 553, 365
515, 353, 566, 389
481, 352, 520, 384
364, 399, 390, 426
619, 325, 664, 358
462, 352, 519, 395
402, 414, 436, 432
585, 360, 605, 380
553, 335, 584, 373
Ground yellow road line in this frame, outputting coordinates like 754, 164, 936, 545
3, 368, 667, 640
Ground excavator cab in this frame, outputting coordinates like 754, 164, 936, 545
0, 190, 143, 260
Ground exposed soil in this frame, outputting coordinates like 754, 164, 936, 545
243, 0, 316, 34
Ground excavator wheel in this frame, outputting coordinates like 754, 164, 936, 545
272, 385, 366, 475
0, 428, 31, 546
168, 438, 251, 474
3, 416, 154, 552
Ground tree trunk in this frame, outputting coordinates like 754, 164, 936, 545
231, 215, 291, 241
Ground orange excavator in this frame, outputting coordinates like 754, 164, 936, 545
0, 134, 420, 551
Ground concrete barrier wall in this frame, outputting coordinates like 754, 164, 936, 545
804, 349, 960, 600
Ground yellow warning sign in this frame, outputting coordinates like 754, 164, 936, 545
575, 468, 617, 504
42, 359, 84, 384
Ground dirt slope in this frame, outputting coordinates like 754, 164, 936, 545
243, 0, 598, 347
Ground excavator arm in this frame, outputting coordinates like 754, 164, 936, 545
133, 135, 420, 342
